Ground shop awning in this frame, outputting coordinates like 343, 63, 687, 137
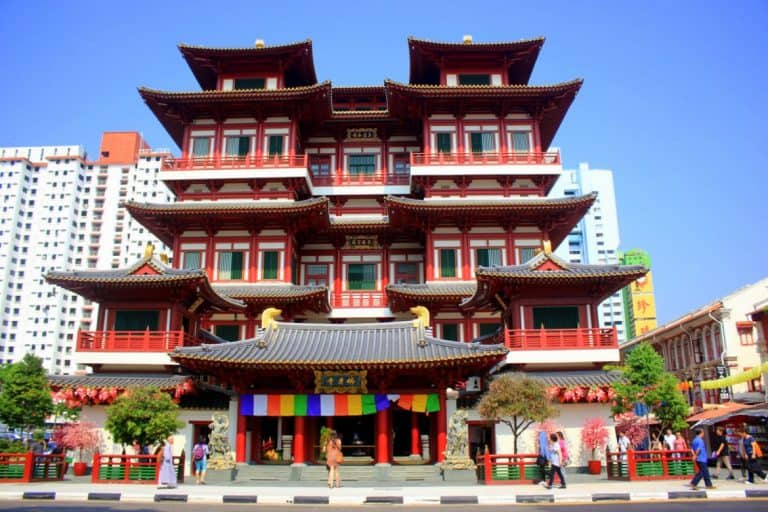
690, 402, 768, 428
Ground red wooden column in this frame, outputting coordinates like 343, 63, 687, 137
425, 228, 434, 280
293, 416, 306, 464
375, 407, 390, 464
236, 409, 247, 463
205, 230, 215, 279
285, 231, 294, 283
436, 389, 447, 462
410, 412, 421, 457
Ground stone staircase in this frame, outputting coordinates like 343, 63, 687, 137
234, 463, 442, 483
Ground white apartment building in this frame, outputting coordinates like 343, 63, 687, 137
0, 133, 172, 374
551, 162, 627, 342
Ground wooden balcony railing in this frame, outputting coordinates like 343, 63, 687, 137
77, 330, 203, 352
332, 292, 387, 308
503, 327, 618, 350
310, 171, 409, 186
163, 154, 308, 171
411, 151, 560, 167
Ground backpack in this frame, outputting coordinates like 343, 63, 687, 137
193, 443, 205, 461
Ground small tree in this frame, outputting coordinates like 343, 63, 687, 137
611, 343, 688, 432
104, 387, 183, 448
614, 412, 649, 447
0, 354, 54, 435
478, 373, 558, 454
62, 422, 101, 463
581, 417, 610, 460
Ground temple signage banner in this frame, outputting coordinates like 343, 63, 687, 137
345, 236, 379, 250
315, 370, 368, 394
346, 128, 377, 140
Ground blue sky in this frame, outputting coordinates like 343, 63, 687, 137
1, 1, 766, 324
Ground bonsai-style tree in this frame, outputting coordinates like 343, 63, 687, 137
0, 354, 54, 437
611, 343, 688, 432
61, 422, 101, 463
581, 417, 610, 460
104, 387, 183, 448
478, 373, 558, 454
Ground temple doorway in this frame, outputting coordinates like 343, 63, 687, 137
391, 409, 429, 460
333, 415, 375, 462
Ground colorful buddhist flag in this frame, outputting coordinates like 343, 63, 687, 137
347, 395, 362, 416
412, 394, 427, 412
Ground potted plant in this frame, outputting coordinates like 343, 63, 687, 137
581, 417, 609, 474
62, 422, 101, 476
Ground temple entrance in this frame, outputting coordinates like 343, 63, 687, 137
468, 421, 495, 462
332, 415, 375, 463
391, 409, 429, 461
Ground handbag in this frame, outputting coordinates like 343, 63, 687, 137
336, 452, 344, 464
536, 455, 547, 466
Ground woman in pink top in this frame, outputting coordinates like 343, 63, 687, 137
557, 431, 569, 466
673, 432, 688, 458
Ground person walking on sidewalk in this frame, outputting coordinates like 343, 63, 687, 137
325, 430, 343, 488
193, 435, 209, 485
689, 429, 715, 490
158, 435, 177, 489
542, 433, 566, 489
740, 429, 768, 484
536, 430, 550, 484
712, 426, 735, 480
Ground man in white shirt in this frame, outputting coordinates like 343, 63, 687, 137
664, 428, 676, 451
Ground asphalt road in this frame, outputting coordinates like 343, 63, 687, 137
0, 500, 766, 511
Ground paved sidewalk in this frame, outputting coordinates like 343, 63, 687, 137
1, 478, 768, 505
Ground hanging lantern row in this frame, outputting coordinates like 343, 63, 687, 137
50, 378, 196, 408
676, 362, 768, 391
546, 385, 616, 403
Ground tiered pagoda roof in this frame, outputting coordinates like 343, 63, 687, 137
384, 79, 582, 150
386, 282, 476, 312
461, 251, 648, 311
407, 36, 545, 86
212, 283, 331, 315
171, 320, 507, 374
45, 254, 243, 312
125, 198, 330, 246
385, 194, 596, 247
179, 40, 318, 90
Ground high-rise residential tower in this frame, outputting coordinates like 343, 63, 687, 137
0, 132, 171, 373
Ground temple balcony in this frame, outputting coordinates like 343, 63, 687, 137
331, 291, 388, 309
410, 150, 561, 177
159, 154, 310, 182
74, 330, 203, 368
308, 170, 410, 196
501, 327, 620, 365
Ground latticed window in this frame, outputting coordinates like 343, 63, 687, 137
309, 156, 331, 176
182, 251, 202, 269
518, 247, 537, 263
191, 138, 210, 157
114, 310, 159, 331
439, 249, 457, 278
267, 135, 284, 156
458, 74, 491, 85
262, 251, 279, 280
512, 132, 531, 152
348, 154, 376, 175
476, 248, 502, 267
394, 262, 419, 284
305, 264, 329, 286
234, 78, 265, 90
347, 263, 376, 290
218, 251, 244, 280
470, 132, 496, 153
215, 324, 240, 341
478, 322, 500, 337
226, 136, 249, 157
441, 323, 460, 341
436, 133, 452, 153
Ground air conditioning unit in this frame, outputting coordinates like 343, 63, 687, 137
466, 376, 482, 392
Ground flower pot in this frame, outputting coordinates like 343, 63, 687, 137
73, 461, 88, 476
587, 460, 602, 475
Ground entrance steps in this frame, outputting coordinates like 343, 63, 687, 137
235, 463, 442, 483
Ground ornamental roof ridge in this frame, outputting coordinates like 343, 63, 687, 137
138, 81, 331, 97
384, 78, 584, 91
45, 254, 206, 281
407, 35, 546, 48
124, 196, 328, 212
331, 110, 391, 117
385, 192, 597, 207
178, 39, 313, 52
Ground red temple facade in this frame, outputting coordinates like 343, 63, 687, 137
47, 36, 647, 476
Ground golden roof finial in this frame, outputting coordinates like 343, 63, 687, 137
410, 305, 430, 329
255, 39, 265, 49
143, 242, 155, 259
159, 253, 169, 264
542, 240, 552, 255
463, 34, 473, 45
261, 307, 282, 330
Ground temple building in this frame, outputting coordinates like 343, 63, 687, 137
46, 35, 647, 476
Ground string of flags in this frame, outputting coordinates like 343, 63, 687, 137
239, 393, 440, 416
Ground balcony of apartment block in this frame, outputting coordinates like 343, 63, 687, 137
410, 150, 561, 177
74, 330, 203, 367
498, 326, 620, 365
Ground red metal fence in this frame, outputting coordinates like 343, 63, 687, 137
504, 327, 618, 350
332, 292, 388, 309
0, 453, 67, 483
163, 155, 307, 170
606, 449, 695, 481
91, 452, 185, 484
77, 331, 202, 352
480, 452, 542, 485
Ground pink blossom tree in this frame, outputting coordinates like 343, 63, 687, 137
581, 417, 610, 460
61, 422, 101, 463
614, 412, 649, 447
